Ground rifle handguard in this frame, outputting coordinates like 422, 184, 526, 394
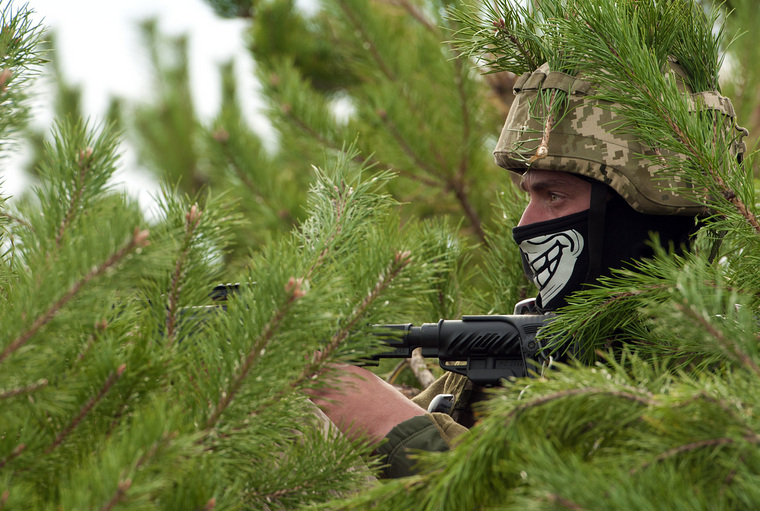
373, 315, 553, 386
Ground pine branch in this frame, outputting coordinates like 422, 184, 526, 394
409, 348, 436, 388
46, 364, 127, 454
447, 2, 543, 74
205, 166, 406, 429
281, 87, 444, 191
212, 132, 291, 223
565, 4, 756, 231
166, 203, 202, 345
336, 0, 396, 82
205, 277, 305, 430
632, 435, 760, 474
1, 228, 150, 364
450, 55, 472, 173
719, 183, 760, 234
0, 68, 11, 91
280, 101, 342, 152
55, 146, 93, 248
0, 211, 33, 231
304, 177, 356, 281
490, 15, 541, 71
98, 479, 131, 511
248, 484, 313, 506
311, 250, 412, 372
653, 109, 759, 231
96, 432, 178, 509
509, 387, 654, 421
0, 379, 47, 400
0, 444, 25, 471
669, 391, 744, 423
377, 111, 444, 181
546, 493, 588, 511
385, 0, 438, 35
386, 355, 437, 389
447, 175, 487, 245
279, 103, 440, 188
134, 431, 178, 471
674, 300, 760, 376
528, 90, 558, 164
252, 251, 414, 417
378, 111, 487, 244
72, 320, 108, 371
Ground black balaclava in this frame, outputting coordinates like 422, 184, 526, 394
512, 184, 695, 313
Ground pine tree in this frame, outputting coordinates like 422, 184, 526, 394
1, 3, 470, 508
130, 0, 528, 269
6, 0, 760, 509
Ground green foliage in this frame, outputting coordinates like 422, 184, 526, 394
1, 116, 468, 507
206, 0, 254, 18
1, 20, 471, 502
706, 0, 760, 154
251, 0, 360, 92
203, 61, 307, 260
249, 0, 509, 247
325, 351, 760, 510
116, 0, 529, 296
0, 1, 45, 152
6, 0, 760, 508
131, 19, 202, 196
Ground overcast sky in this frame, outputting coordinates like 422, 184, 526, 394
26, 0, 256, 118
2, 0, 265, 209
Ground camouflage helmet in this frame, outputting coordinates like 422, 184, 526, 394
493, 60, 748, 216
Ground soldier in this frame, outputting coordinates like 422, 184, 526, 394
308, 58, 748, 478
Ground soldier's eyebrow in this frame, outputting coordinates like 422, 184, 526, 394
520, 176, 571, 193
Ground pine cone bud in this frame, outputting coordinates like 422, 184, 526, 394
285, 276, 306, 299
212, 128, 229, 142
0, 69, 12, 92
395, 250, 412, 265
186, 203, 202, 227
133, 228, 150, 247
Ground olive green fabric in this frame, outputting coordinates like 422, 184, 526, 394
493, 60, 748, 216
412, 371, 488, 428
411, 371, 470, 410
377, 413, 467, 478
376, 373, 475, 478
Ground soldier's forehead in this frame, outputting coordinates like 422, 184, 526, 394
520, 169, 587, 191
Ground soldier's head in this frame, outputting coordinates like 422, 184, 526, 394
494, 61, 747, 312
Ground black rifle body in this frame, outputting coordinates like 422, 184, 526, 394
374, 315, 551, 386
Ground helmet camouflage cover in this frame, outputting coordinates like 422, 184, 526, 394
493, 60, 748, 216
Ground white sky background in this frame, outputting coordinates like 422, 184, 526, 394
2, 0, 272, 212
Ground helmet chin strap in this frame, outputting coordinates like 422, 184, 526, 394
586, 174, 609, 282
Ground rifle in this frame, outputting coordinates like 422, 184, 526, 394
371, 311, 554, 387
207, 284, 553, 387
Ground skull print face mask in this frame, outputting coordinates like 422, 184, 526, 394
512, 210, 591, 312
512, 189, 698, 313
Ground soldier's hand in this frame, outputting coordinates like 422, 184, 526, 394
306, 363, 426, 445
